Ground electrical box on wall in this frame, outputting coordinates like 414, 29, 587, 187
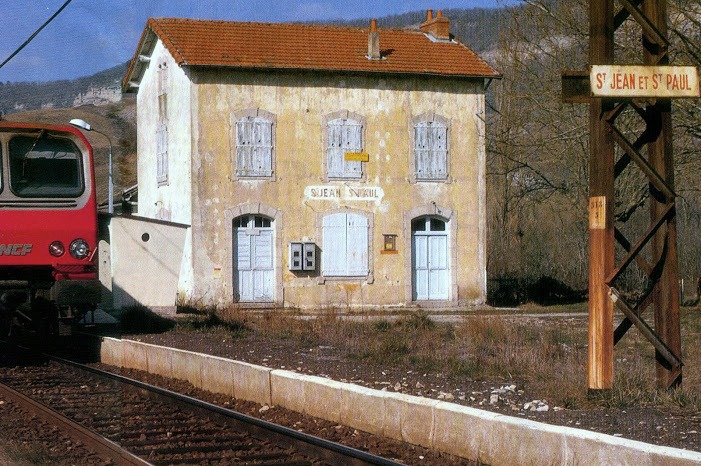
289, 242, 316, 271
289, 243, 303, 270
303, 242, 316, 271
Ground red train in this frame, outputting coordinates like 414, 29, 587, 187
0, 122, 100, 336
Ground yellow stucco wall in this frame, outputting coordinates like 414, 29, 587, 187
185, 69, 487, 309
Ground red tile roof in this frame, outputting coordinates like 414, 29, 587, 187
124, 17, 500, 91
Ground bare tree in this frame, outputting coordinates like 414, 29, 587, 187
485, 0, 701, 300
487, 0, 590, 292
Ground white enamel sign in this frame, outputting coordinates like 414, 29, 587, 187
590, 65, 700, 98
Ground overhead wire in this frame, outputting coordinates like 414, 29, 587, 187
0, 0, 74, 71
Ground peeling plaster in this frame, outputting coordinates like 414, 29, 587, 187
139, 60, 487, 308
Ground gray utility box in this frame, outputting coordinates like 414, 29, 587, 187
289, 242, 316, 271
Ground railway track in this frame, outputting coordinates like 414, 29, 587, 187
0, 344, 403, 465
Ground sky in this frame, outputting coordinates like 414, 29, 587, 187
0, 0, 517, 83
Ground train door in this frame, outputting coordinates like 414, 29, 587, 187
233, 215, 274, 302
412, 216, 450, 301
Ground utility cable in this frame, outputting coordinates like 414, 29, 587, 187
0, 0, 74, 71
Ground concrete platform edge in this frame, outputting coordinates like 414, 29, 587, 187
100, 337, 701, 465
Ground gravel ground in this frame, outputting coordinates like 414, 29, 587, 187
0, 401, 112, 466
1, 310, 699, 465
102, 364, 472, 465
0, 398, 110, 465
0, 346, 114, 466
127, 325, 701, 455
0, 342, 468, 466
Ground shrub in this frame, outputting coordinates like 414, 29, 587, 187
399, 311, 436, 331
175, 310, 249, 335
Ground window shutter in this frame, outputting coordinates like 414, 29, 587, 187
256, 119, 273, 176
346, 214, 369, 276
157, 66, 168, 119
322, 213, 368, 277
156, 121, 168, 184
344, 121, 362, 177
236, 116, 273, 177
430, 123, 448, 179
237, 118, 252, 175
415, 123, 429, 179
327, 120, 344, 178
322, 214, 347, 275
328, 118, 362, 179
415, 120, 447, 180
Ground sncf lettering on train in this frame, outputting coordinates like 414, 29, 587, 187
0, 244, 33, 256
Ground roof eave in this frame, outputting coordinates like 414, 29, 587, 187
123, 18, 190, 93
184, 63, 501, 81
122, 26, 159, 92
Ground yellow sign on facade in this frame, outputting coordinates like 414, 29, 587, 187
344, 151, 370, 162
590, 65, 700, 98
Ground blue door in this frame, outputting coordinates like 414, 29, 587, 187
234, 215, 274, 302
412, 217, 449, 300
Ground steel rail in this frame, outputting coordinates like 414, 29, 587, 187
0, 378, 151, 465
51, 354, 404, 466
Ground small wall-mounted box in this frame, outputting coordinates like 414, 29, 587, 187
289, 242, 316, 271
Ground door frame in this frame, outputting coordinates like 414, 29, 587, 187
233, 214, 275, 302
225, 203, 283, 306
411, 216, 450, 301
404, 205, 458, 305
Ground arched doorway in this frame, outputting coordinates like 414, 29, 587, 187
233, 214, 274, 302
412, 216, 450, 301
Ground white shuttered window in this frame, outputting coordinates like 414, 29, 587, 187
414, 121, 448, 180
322, 212, 368, 277
156, 121, 168, 185
236, 116, 273, 177
327, 118, 362, 179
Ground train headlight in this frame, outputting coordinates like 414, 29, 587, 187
49, 241, 65, 257
69, 239, 90, 259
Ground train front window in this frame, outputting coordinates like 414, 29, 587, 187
9, 135, 84, 197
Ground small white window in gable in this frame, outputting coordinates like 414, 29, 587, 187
415, 120, 448, 180
157, 62, 168, 119
236, 116, 273, 177
327, 118, 363, 179
158, 62, 168, 95
156, 121, 168, 185
322, 212, 369, 277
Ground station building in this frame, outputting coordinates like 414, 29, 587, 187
120, 11, 499, 310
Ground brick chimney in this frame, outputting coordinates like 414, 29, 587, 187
420, 9, 451, 41
367, 19, 381, 60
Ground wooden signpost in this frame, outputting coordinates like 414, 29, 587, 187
563, 0, 697, 391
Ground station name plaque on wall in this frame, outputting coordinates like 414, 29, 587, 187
305, 185, 384, 202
